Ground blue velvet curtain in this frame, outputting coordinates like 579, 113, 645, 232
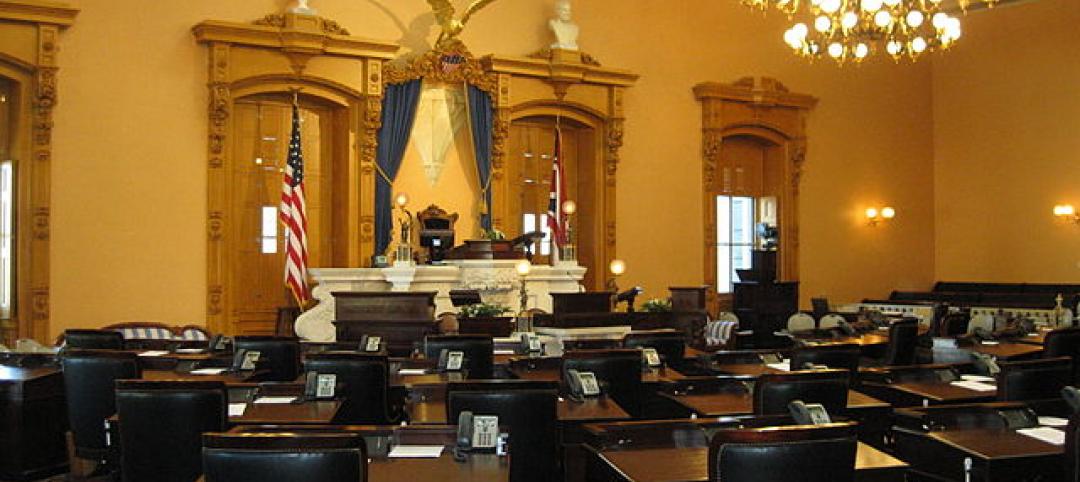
375, 80, 422, 256
467, 85, 494, 231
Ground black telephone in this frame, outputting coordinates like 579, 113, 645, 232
934, 368, 960, 383
208, 335, 230, 352
566, 368, 601, 400
360, 335, 382, 353
231, 349, 261, 371
836, 320, 857, 336
789, 400, 832, 425
437, 349, 465, 372
1063, 386, 1080, 414
971, 352, 1001, 376
303, 372, 337, 400
997, 407, 1038, 430
641, 348, 662, 369
454, 411, 499, 461
759, 353, 783, 365
520, 333, 542, 355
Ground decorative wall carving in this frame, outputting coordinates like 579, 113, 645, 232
383, 40, 497, 95
254, 13, 350, 35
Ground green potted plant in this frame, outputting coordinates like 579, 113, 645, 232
457, 302, 515, 337
641, 298, 673, 313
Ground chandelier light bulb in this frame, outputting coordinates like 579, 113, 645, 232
821, 0, 842, 13
855, 43, 870, 58
886, 40, 902, 55
861, 0, 883, 12
883, 0, 901, 7
911, 37, 927, 53
792, 22, 809, 37
906, 10, 924, 28
946, 17, 962, 38
828, 42, 844, 58
881, 207, 896, 219
815, 15, 832, 32
810, 0, 823, 5
932, 12, 949, 29
784, 29, 803, 48
873, 10, 893, 27
842, 11, 859, 29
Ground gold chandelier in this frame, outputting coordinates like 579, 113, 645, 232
742, 0, 968, 63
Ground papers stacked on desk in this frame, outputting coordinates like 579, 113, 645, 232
1037, 416, 1069, 427
959, 374, 995, 383
227, 403, 247, 417
1017, 427, 1065, 446
949, 380, 996, 392
766, 361, 791, 371
137, 350, 169, 357
190, 368, 227, 375
397, 368, 428, 376
253, 396, 297, 404
388, 445, 444, 458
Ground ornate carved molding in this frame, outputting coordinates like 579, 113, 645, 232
31, 288, 48, 321
604, 120, 624, 183
527, 47, 601, 67
32, 207, 49, 240
0, 1, 77, 26
383, 40, 497, 94
254, 13, 350, 36
208, 84, 230, 155
207, 285, 223, 316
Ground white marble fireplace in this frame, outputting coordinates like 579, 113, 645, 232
294, 260, 587, 341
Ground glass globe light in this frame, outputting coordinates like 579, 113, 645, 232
808, 41, 821, 54
886, 40, 902, 55
906, 10, 924, 28
946, 18, 962, 38
932, 12, 949, 29
815, 15, 832, 32
911, 37, 927, 53
841, 11, 859, 29
881, 207, 896, 219
874, 10, 893, 27
828, 42, 844, 58
394, 192, 410, 208
792, 23, 809, 37
821, 0, 842, 13
784, 29, 803, 48
865, 207, 879, 219
515, 259, 532, 276
861, 0, 883, 12
609, 259, 626, 276
561, 200, 577, 215
855, 43, 870, 58
810, 0, 823, 5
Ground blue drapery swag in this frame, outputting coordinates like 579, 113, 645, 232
467, 84, 494, 231
374, 80, 422, 256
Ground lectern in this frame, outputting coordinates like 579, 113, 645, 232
332, 292, 438, 356
733, 251, 798, 348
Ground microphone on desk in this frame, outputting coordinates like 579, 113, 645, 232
615, 287, 644, 312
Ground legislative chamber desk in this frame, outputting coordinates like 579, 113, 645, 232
893, 427, 1064, 482
0, 360, 67, 481
966, 340, 1044, 360
862, 378, 997, 407
585, 442, 907, 482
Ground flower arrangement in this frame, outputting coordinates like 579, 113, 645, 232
482, 229, 506, 241
459, 302, 512, 318
641, 298, 672, 313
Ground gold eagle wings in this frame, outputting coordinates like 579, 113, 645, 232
427, 0, 500, 47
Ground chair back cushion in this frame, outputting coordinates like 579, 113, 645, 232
423, 335, 494, 379
561, 349, 644, 415
61, 350, 140, 458
884, 319, 920, 366
997, 357, 1073, 401
64, 329, 124, 350
116, 380, 227, 482
786, 313, 815, 332
710, 424, 857, 482
303, 353, 392, 424
203, 433, 366, 482
234, 336, 301, 382
1067, 414, 1080, 482
753, 369, 850, 416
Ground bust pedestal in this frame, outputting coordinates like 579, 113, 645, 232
294, 260, 586, 341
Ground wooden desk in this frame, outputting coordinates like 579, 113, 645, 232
967, 341, 1044, 360
893, 427, 1064, 482
0, 364, 68, 480
509, 365, 687, 384
661, 388, 888, 417
587, 442, 907, 482
406, 394, 631, 424
230, 400, 341, 425
140, 368, 261, 385
709, 363, 786, 377
881, 380, 997, 406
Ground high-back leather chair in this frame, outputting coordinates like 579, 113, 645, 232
790, 344, 860, 375
115, 380, 226, 482
623, 330, 685, 364
423, 335, 494, 379
1046, 327, 1080, 382
561, 349, 643, 415
1067, 413, 1080, 482
753, 369, 850, 416
708, 423, 858, 482
302, 352, 396, 424
203, 432, 367, 482
882, 318, 920, 366
234, 336, 301, 382
64, 329, 124, 350
997, 357, 1073, 402
447, 380, 558, 482
61, 350, 140, 461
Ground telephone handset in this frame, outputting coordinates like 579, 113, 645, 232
759, 353, 783, 365
566, 369, 601, 400
360, 335, 382, 353
788, 400, 832, 425
454, 411, 499, 461
997, 407, 1038, 430
209, 335, 230, 352
520, 333, 542, 355
971, 352, 1001, 376
641, 348, 662, 369
438, 349, 465, 372
231, 349, 261, 371
303, 372, 337, 400
934, 367, 960, 383
1063, 386, 1080, 414
836, 320, 857, 336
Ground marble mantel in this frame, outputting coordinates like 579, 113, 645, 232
294, 260, 587, 341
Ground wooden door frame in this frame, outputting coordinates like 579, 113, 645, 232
694, 78, 816, 315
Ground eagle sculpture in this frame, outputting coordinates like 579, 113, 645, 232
427, 0, 500, 49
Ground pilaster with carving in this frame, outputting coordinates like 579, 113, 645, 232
205, 42, 230, 333
359, 58, 384, 264
491, 73, 511, 231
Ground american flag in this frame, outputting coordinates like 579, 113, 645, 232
547, 128, 567, 251
280, 100, 310, 305
440, 54, 464, 75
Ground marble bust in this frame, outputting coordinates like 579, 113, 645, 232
549, 0, 579, 51
291, 0, 316, 15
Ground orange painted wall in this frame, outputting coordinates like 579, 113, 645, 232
47, 0, 938, 339
933, 0, 1080, 283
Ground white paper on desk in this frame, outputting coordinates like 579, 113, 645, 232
253, 396, 297, 404
228, 403, 247, 417
949, 380, 996, 392
1038, 416, 1069, 427
493, 349, 515, 355
979, 340, 1000, 345
960, 374, 995, 383
388, 445, 444, 458
190, 368, 227, 375
174, 348, 206, 354
1017, 427, 1065, 446
397, 368, 428, 376
766, 361, 791, 371
138, 350, 169, 357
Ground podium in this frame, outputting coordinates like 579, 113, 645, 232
733, 251, 798, 348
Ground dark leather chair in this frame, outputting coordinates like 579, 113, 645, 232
997, 357, 1073, 402
64, 329, 124, 350
623, 330, 686, 364
753, 369, 850, 416
423, 334, 494, 379
1046, 327, 1080, 382
790, 344, 860, 375
882, 318, 920, 366
1067, 413, 1080, 482
115, 380, 227, 482
234, 336, 301, 382
203, 432, 367, 482
708, 422, 858, 482
561, 349, 643, 415
446, 380, 559, 482
937, 312, 970, 337
302, 352, 397, 424
61, 350, 141, 461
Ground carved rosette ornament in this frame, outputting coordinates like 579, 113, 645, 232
702, 132, 722, 189
31, 289, 49, 321
604, 120, 624, 184
207, 285, 223, 316
383, 40, 497, 95
209, 84, 230, 156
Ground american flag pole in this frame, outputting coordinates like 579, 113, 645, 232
281, 90, 310, 307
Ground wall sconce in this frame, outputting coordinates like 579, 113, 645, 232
1054, 204, 1079, 224
865, 206, 895, 226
